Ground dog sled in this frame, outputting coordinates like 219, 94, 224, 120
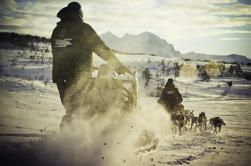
89, 64, 138, 114
60, 63, 138, 126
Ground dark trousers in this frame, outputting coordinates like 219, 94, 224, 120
56, 81, 70, 104
56, 77, 92, 115
56, 80, 78, 116
56, 80, 78, 127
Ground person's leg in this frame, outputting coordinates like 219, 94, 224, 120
58, 76, 95, 127
56, 81, 67, 104
56, 80, 75, 128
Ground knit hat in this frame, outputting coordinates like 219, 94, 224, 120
57, 1, 83, 20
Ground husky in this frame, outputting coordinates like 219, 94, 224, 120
171, 112, 187, 135
183, 109, 194, 126
190, 112, 207, 132
209, 117, 226, 133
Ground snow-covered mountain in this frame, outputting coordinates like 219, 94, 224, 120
100, 31, 180, 58
100, 31, 251, 64
179, 52, 251, 64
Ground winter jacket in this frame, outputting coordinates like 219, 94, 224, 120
158, 86, 183, 108
51, 8, 124, 83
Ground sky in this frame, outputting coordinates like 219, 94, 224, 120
0, 0, 251, 58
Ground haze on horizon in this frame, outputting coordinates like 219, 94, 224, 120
0, 0, 251, 58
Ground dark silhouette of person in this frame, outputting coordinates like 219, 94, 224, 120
51, 2, 132, 127
158, 78, 183, 113
227, 81, 232, 88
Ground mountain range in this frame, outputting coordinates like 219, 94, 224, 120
100, 31, 180, 58
178, 52, 251, 64
100, 31, 251, 64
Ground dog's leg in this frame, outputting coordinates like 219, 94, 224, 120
184, 124, 188, 132
204, 120, 207, 131
190, 123, 193, 130
216, 126, 219, 133
171, 123, 175, 137
195, 124, 197, 132
214, 126, 217, 133
179, 125, 182, 136
175, 123, 178, 136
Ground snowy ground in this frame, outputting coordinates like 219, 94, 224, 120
0, 48, 251, 166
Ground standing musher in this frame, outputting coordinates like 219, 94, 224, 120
51, 2, 132, 127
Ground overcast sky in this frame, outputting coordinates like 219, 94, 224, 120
0, 0, 251, 58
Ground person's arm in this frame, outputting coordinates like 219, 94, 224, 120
158, 88, 166, 104
95, 45, 132, 75
175, 88, 183, 103
87, 26, 132, 75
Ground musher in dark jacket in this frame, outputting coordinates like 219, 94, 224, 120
51, 2, 132, 127
158, 78, 183, 113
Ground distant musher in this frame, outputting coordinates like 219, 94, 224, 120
227, 81, 232, 88
51, 2, 132, 127
158, 78, 184, 113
